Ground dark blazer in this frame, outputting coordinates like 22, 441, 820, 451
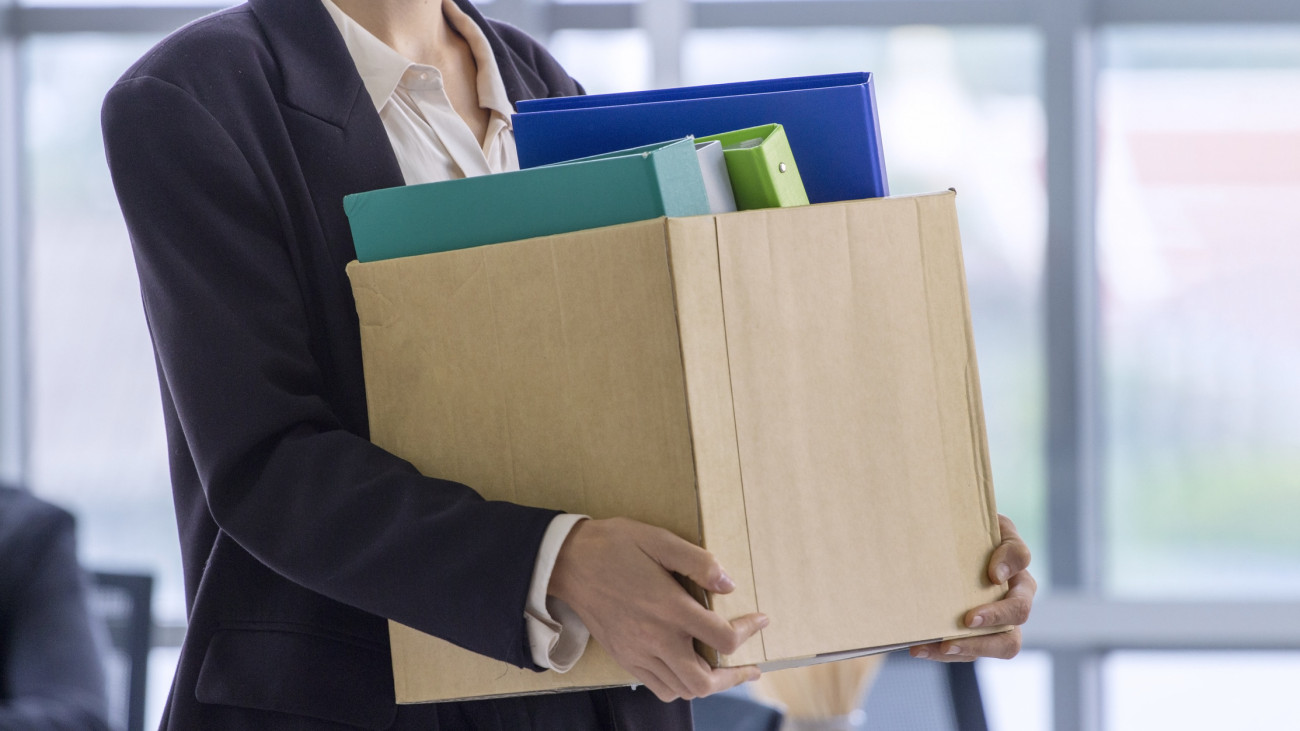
0, 486, 111, 731
101, 1, 689, 728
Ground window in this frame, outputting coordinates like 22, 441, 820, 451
24, 31, 184, 624
1098, 27, 1300, 599
6, 3, 1300, 730
1105, 652, 1300, 728
548, 29, 651, 93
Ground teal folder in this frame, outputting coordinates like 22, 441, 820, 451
344, 137, 710, 262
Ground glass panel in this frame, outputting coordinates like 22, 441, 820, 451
1099, 27, 1300, 598
547, 29, 651, 94
147, 647, 181, 728
24, 34, 185, 628
684, 26, 1049, 584
978, 652, 1052, 731
1106, 651, 1300, 729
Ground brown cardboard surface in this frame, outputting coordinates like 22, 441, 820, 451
663, 216, 764, 667
351, 220, 700, 700
709, 195, 1000, 664
346, 191, 1004, 703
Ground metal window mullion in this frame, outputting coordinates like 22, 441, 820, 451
1054, 650, 1104, 731
1098, 0, 1300, 25
546, 3, 635, 33
694, 0, 1035, 28
639, 0, 687, 89
9, 1, 1300, 38
1044, 0, 1101, 599
13, 5, 222, 35
1041, 0, 1103, 727
1025, 598, 1300, 650
0, 4, 26, 487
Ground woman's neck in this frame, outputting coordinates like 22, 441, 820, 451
331, 0, 455, 67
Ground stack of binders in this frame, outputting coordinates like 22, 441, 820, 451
343, 72, 888, 263
513, 71, 888, 204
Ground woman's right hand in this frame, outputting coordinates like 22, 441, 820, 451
548, 517, 767, 702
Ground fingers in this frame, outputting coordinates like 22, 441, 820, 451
631, 661, 680, 703
988, 514, 1032, 584
641, 525, 737, 594
911, 521, 1036, 665
642, 650, 762, 701
967, 569, 1037, 629
648, 656, 694, 700
654, 607, 763, 701
561, 518, 768, 702
910, 642, 942, 659
630, 596, 766, 701
913, 627, 1023, 662
638, 526, 768, 654
685, 609, 769, 657
727, 613, 770, 651
700, 664, 763, 697
672, 651, 762, 699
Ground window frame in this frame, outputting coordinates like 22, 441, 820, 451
5, 2, 1300, 730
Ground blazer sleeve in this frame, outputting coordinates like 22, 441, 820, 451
101, 74, 559, 668
0, 502, 111, 731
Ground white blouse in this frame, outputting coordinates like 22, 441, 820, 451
322, 0, 590, 674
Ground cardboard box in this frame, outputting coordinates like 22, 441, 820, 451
345, 190, 1006, 703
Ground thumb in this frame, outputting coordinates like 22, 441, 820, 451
642, 527, 736, 594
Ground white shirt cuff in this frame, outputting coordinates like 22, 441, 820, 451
525, 513, 591, 672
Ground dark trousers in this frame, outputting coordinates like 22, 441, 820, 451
166, 686, 692, 730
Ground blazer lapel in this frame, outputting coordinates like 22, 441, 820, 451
247, 0, 403, 269
251, 0, 549, 116
448, 0, 553, 106
248, 0, 370, 129
242, 0, 558, 268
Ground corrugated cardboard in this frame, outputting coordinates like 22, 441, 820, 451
345, 191, 1006, 704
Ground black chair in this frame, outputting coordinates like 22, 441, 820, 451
858, 651, 989, 731
90, 571, 154, 731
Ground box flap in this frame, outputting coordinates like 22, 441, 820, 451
712, 192, 1002, 661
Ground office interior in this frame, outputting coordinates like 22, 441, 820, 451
1, 0, 1298, 728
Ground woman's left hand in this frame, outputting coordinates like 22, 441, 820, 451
910, 513, 1036, 661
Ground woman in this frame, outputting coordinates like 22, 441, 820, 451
102, 1, 1034, 728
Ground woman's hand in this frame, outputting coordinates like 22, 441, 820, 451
910, 514, 1036, 661
549, 517, 766, 701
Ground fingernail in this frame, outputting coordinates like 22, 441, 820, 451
968, 614, 985, 628
757, 614, 770, 629
995, 564, 1011, 583
915, 648, 930, 659
716, 571, 736, 592
946, 645, 962, 655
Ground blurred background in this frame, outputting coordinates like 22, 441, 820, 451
1, 0, 1297, 729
